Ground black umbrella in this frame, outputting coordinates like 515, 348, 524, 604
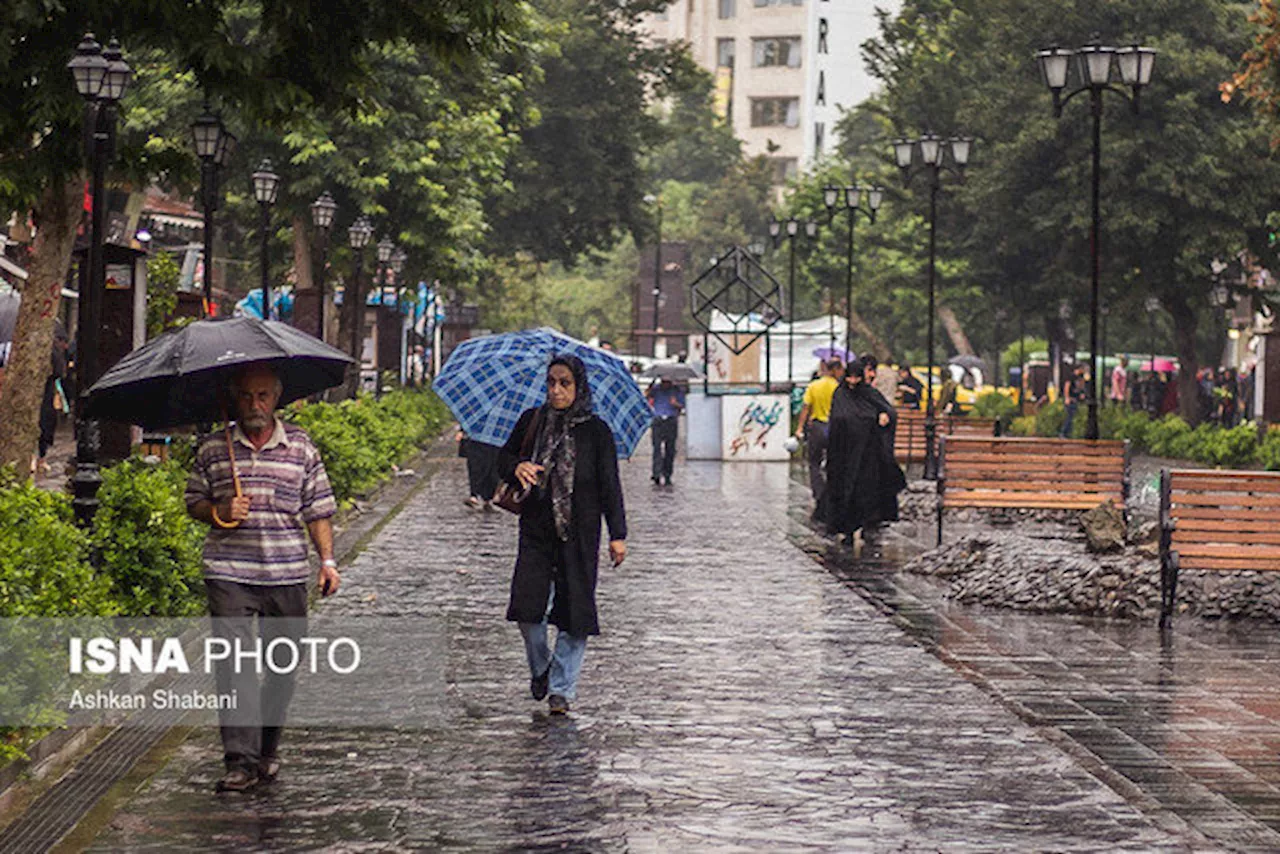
639, 362, 702, 382
85, 316, 354, 429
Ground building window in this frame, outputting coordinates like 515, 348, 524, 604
768, 157, 799, 183
750, 97, 800, 128
752, 37, 802, 68
753, 0, 804, 7
719, 0, 735, 18
716, 38, 735, 69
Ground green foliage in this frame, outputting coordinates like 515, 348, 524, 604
1001, 337, 1049, 373
145, 252, 183, 339
287, 389, 450, 504
0, 482, 111, 618
972, 390, 1018, 429
1145, 415, 1193, 458
1008, 414, 1037, 437
90, 459, 206, 617
1257, 427, 1280, 471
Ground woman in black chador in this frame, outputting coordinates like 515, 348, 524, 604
818, 356, 907, 544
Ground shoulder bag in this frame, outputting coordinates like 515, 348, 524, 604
492, 411, 543, 515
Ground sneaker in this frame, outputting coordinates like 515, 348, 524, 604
215, 767, 259, 793
258, 756, 281, 782
548, 694, 570, 715
464, 496, 483, 510
530, 667, 550, 701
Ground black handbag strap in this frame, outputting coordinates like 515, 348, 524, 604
520, 409, 543, 459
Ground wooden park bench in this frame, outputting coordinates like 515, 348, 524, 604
1159, 469, 1280, 627
895, 410, 999, 465
936, 436, 1130, 545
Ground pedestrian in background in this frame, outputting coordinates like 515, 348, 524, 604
646, 375, 684, 486
794, 358, 842, 511
499, 355, 627, 715
1059, 365, 1085, 437
820, 355, 905, 546
459, 432, 501, 510
896, 364, 923, 410
184, 362, 340, 793
1110, 356, 1128, 406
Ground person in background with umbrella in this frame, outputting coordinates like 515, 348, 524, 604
183, 361, 340, 793
498, 354, 627, 715
646, 373, 684, 486
793, 358, 843, 513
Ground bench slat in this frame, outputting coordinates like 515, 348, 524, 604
1169, 506, 1280, 523
948, 497, 1109, 510
947, 478, 1121, 491
1172, 529, 1280, 545
1174, 543, 1280, 559
1173, 493, 1280, 508
1177, 557, 1280, 571
949, 490, 1119, 504
1170, 518, 1280, 535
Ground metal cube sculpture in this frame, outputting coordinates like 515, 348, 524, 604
689, 246, 784, 355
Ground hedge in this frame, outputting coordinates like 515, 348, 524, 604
1005, 396, 1279, 471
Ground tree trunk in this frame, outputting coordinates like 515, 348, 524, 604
1168, 294, 1202, 425
0, 179, 83, 474
292, 215, 313, 291
937, 305, 975, 356
847, 308, 891, 363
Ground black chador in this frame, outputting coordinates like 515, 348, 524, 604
818, 377, 907, 536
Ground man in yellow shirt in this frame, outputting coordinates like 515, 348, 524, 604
794, 359, 844, 508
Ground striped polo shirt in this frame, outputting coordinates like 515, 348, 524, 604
184, 418, 337, 586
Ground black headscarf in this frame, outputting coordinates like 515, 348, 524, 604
534, 354, 594, 541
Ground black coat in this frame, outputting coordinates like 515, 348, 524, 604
819, 381, 907, 535
498, 408, 627, 636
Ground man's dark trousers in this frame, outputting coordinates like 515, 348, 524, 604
652, 416, 678, 481
806, 420, 830, 503
206, 579, 307, 773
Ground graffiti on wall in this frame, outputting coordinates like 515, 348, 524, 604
727, 399, 783, 457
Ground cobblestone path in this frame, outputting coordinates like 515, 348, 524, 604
87, 454, 1190, 851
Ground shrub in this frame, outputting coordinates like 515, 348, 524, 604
972, 390, 1018, 430
1145, 414, 1192, 458
1257, 427, 1280, 471
1033, 400, 1067, 438
90, 459, 206, 617
1197, 422, 1259, 468
1008, 415, 1037, 437
0, 482, 112, 617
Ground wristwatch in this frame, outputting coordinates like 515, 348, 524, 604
322, 559, 338, 568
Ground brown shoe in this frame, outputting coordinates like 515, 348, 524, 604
548, 694, 570, 715
215, 767, 259, 793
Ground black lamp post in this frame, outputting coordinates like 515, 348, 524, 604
644, 193, 662, 356
373, 237, 395, 397
345, 217, 374, 397
191, 109, 235, 316
310, 191, 337, 340
772, 216, 818, 384
389, 247, 407, 392
893, 132, 973, 479
251, 159, 282, 320
1038, 38, 1156, 439
823, 183, 884, 358
66, 33, 131, 525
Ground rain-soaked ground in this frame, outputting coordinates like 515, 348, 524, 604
77, 447, 1280, 851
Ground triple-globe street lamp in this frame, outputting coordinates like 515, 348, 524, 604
1037, 37, 1156, 439
66, 33, 132, 524
251, 160, 282, 320
893, 132, 973, 479
191, 109, 236, 315
310, 191, 338, 340
823, 184, 884, 357
770, 216, 819, 385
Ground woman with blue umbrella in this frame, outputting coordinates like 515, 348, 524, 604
497, 354, 627, 715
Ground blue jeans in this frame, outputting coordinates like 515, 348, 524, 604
518, 584, 588, 700
1060, 402, 1078, 438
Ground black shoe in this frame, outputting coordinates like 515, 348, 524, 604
663, 476, 672, 486
548, 694, 570, 715
651, 476, 661, 485
215, 766, 259, 793
530, 666, 550, 701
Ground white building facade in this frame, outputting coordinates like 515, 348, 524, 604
642, 0, 895, 180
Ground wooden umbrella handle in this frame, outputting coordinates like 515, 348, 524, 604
211, 422, 242, 529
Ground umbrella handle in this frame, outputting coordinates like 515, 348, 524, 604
211, 421, 243, 529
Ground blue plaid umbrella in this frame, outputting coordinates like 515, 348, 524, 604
432, 328, 651, 458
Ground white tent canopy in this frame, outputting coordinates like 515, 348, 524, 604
695, 310, 852, 384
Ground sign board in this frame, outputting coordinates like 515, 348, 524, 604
721, 394, 788, 462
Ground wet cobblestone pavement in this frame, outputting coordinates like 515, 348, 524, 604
84, 451, 1208, 851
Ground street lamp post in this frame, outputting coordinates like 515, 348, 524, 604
310, 191, 337, 340
893, 132, 973, 479
823, 183, 884, 358
191, 109, 235, 316
389, 247, 407, 393
66, 33, 131, 525
373, 237, 395, 398
345, 217, 373, 398
251, 160, 282, 320
773, 217, 818, 384
643, 194, 662, 356
1037, 38, 1156, 439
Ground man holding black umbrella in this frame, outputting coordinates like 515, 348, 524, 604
184, 362, 340, 793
